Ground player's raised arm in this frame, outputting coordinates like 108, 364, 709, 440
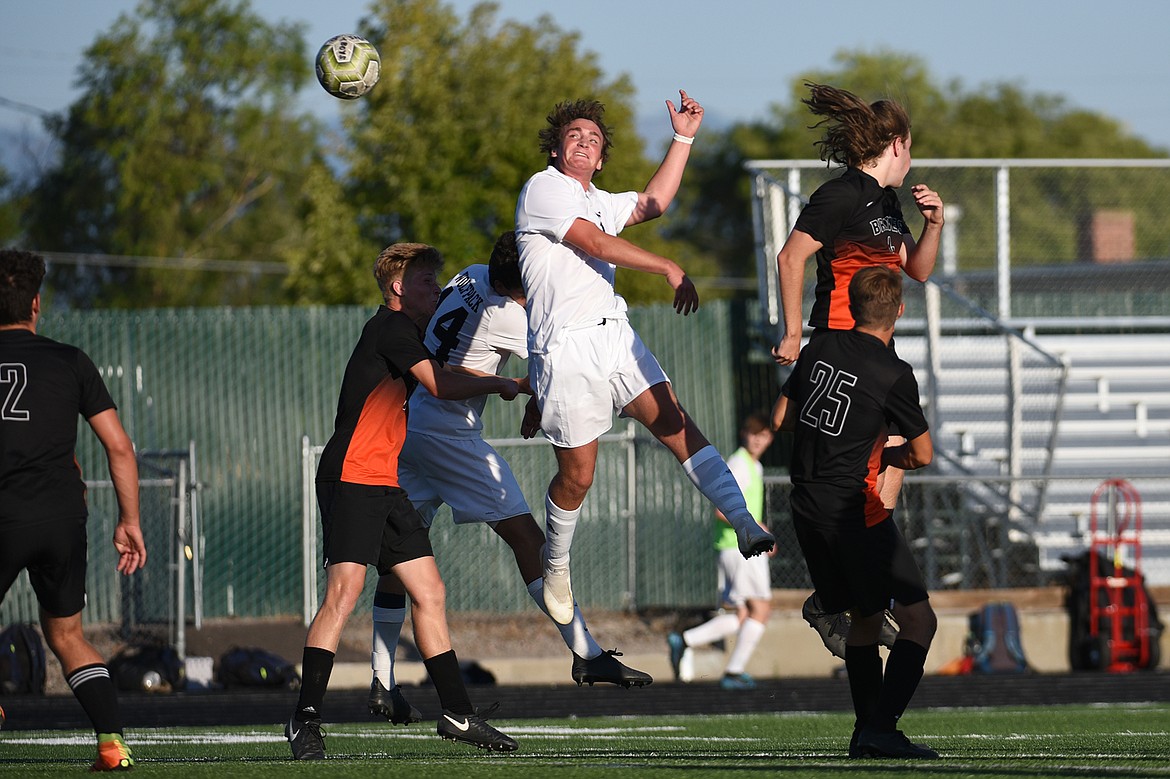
627, 90, 704, 226
900, 184, 945, 282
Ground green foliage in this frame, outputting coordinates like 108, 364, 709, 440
282, 162, 382, 305
14, 6, 1170, 307
0, 164, 19, 244
348, 0, 630, 263
343, 0, 715, 303
22, 0, 325, 307
677, 48, 1169, 278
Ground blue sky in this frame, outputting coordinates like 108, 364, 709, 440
2, 0, 1169, 157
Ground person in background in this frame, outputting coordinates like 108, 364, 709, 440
668, 413, 776, 690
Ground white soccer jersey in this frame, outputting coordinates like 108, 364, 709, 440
407, 264, 528, 439
515, 165, 639, 355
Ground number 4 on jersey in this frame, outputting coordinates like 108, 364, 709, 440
430, 287, 469, 362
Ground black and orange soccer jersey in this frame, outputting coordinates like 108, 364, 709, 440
316, 307, 432, 487
0, 329, 116, 527
781, 329, 928, 529
794, 167, 909, 331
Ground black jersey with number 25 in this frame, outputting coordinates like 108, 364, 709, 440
782, 329, 928, 529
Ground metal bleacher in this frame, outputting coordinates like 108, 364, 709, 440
896, 330, 1170, 585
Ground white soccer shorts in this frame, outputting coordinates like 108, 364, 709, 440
717, 547, 772, 606
530, 318, 669, 448
397, 432, 530, 526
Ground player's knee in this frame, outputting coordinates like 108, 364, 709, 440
896, 601, 937, 645
411, 578, 447, 615
41, 623, 82, 657
556, 468, 594, 499
747, 600, 771, 623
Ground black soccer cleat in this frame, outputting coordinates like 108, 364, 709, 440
572, 649, 653, 688
802, 594, 899, 659
802, 594, 852, 659
856, 728, 939, 759
285, 712, 326, 760
368, 678, 422, 725
437, 707, 518, 752
736, 523, 775, 559
848, 727, 864, 759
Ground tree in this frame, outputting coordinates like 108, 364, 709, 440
339, 0, 719, 304
0, 164, 18, 245
282, 161, 381, 305
22, 0, 329, 307
674, 49, 1169, 279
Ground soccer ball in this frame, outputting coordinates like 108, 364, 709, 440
315, 35, 381, 100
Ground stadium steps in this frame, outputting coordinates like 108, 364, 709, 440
897, 331, 1170, 584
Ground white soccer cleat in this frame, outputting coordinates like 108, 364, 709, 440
541, 544, 575, 626
678, 647, 695, 683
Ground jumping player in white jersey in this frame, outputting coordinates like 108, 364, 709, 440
367, 233, 651, 725
515, 93, 775, 626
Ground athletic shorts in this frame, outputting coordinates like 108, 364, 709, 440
717, 547, 771, 606
0, 516, 88, 618
792, 510, 928, 617
398, 432, 530, 526
315, 481, 433, 575
530, 318, 669, 448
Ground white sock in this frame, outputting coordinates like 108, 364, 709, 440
526, 578, 603, 659
682, 446, 755, 532
725, 618, 767, 675
372, 604, 407, 687
544, 492, 581, 565
683, 611, 740, 648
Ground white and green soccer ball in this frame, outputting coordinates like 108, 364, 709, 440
315, 34, 381, 100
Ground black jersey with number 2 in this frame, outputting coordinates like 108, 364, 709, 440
0, 329, 116, 527
782, 329, 928, 529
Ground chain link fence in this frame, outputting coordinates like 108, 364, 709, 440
0, 448, 200, 652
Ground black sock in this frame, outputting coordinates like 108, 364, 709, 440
870, 638, 928, 732
295, 646, 335, 721
66, 664, 121, 735
844, 643, 882, 733
373, 590, 407, 609
424, 650, 473, 715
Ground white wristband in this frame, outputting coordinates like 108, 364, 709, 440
672, 132, 694, 145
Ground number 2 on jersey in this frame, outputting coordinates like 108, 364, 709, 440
799, 360, 856, 436
0, 362, 30, 421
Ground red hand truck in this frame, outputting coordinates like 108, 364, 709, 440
1087, 479, 1154, 672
